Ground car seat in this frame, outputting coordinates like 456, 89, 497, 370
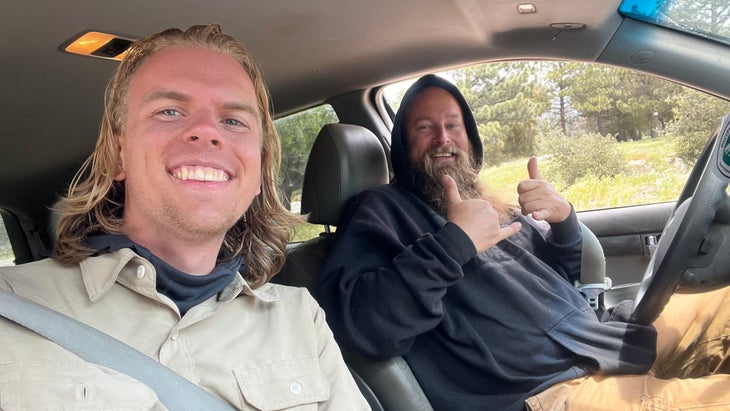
273, 123, 435, 411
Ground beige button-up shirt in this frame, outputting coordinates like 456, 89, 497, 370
0, 249, 370, 410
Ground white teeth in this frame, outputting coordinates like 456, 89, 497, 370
173, 166, 230, 182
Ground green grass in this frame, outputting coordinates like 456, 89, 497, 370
292, 222, 327, 242
480, 136, 690, 211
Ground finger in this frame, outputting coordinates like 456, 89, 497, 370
527, 156, 542, 180
441, 174, 462, 205
499, 222, 522, 240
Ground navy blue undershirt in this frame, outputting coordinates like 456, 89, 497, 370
86, 234, 241, 316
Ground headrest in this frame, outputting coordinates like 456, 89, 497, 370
301, 124, 389, 226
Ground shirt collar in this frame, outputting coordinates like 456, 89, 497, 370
78, 248, 280, 304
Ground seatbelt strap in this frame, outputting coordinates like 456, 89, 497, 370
0, 288, 235, 411
574, 222, 612, 310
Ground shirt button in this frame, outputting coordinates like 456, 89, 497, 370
136, 265, 146, 279
170, 331, 179, 341
289, 382, 302, 395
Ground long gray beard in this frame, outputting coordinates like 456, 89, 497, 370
412, 148, 481, 215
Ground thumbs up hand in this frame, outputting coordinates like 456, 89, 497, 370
443, 174, 521, 253
517, 157, 571, 223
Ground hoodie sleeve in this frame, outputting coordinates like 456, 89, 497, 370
316, 188, 477, 359
546, 207, 583, 284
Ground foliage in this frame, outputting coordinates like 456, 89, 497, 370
666, 89, 730, 165
480, 135, 691, 212
292, 222, 327, 242
662, 1, 730, 38
562, 64, 680, 141
275, 105, 339, 209
563, 172, 687, 211
479, 158, 527, 206
542, 62, 583, 136
542, 131, 626, 186
440, 61, 689, 166
280, 61, 728, 242
449, 62, 549, 165
564, 136, 690, 209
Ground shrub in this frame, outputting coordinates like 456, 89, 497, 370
667, 90, 730, 165
543, 131, 626, 185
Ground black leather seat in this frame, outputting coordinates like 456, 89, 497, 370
273, 123, 390, 295
273, 123, 434, 411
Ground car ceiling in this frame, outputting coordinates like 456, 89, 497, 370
0, 0, 727, 222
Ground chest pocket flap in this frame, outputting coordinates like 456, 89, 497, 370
234, 355, 330, 410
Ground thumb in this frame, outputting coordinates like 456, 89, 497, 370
527, 156, 542, 180
441, 174, 462, 205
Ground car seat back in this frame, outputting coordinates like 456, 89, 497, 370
273, 123, 434, 411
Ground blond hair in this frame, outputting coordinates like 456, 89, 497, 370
54, 24, 301, 287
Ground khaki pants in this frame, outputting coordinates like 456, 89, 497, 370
525, 286, 730, 411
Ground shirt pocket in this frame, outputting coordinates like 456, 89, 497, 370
0, 360, 162, 410
234, 355, 330, 411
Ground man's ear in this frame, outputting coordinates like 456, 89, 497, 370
113, 134, 126, 181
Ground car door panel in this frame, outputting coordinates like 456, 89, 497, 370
578, 202, 674, 288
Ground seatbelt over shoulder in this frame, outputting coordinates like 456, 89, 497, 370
0, 288, 235, 411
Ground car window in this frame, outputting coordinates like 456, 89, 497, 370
0, 217, 15, 267
382, 61, 730, 212
275, 104, 339, 241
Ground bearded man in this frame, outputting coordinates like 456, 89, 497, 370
316, 74, 661, 410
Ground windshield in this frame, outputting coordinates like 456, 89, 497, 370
619, 0, 730, 46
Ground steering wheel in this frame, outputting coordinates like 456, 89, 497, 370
631, 113, 730, 325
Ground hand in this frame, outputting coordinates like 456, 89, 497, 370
442, 174, 521, 253
517, 157, 571, 223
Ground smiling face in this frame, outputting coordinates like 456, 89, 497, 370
405, 86, 472, 172
115, 47, 262, 248
404, 85, 483, 214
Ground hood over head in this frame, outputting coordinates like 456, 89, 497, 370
390, 74, 483, 185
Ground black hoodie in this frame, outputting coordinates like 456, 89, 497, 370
317, 75, 657, 411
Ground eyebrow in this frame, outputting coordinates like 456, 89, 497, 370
141, 90, 188, 106
141, 90, 260, 120
410, 112, 462, 123
222, 101, 260, 121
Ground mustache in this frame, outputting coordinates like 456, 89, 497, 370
422, 145, 473, 174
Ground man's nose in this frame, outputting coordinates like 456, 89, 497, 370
185, 112, 222, 147
433, 125, 451, 145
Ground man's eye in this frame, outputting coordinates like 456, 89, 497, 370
158, 109, 180, 117
223, 118, 245, 127
447, 123, 461, 129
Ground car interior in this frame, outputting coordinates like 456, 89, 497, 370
3, 0, 730, 409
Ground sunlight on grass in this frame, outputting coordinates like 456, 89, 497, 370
480, 158, 528, 206
292, 222, 328, 242
480, 136, 690, 212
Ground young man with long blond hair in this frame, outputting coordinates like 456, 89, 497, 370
0, 24, 369, 410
